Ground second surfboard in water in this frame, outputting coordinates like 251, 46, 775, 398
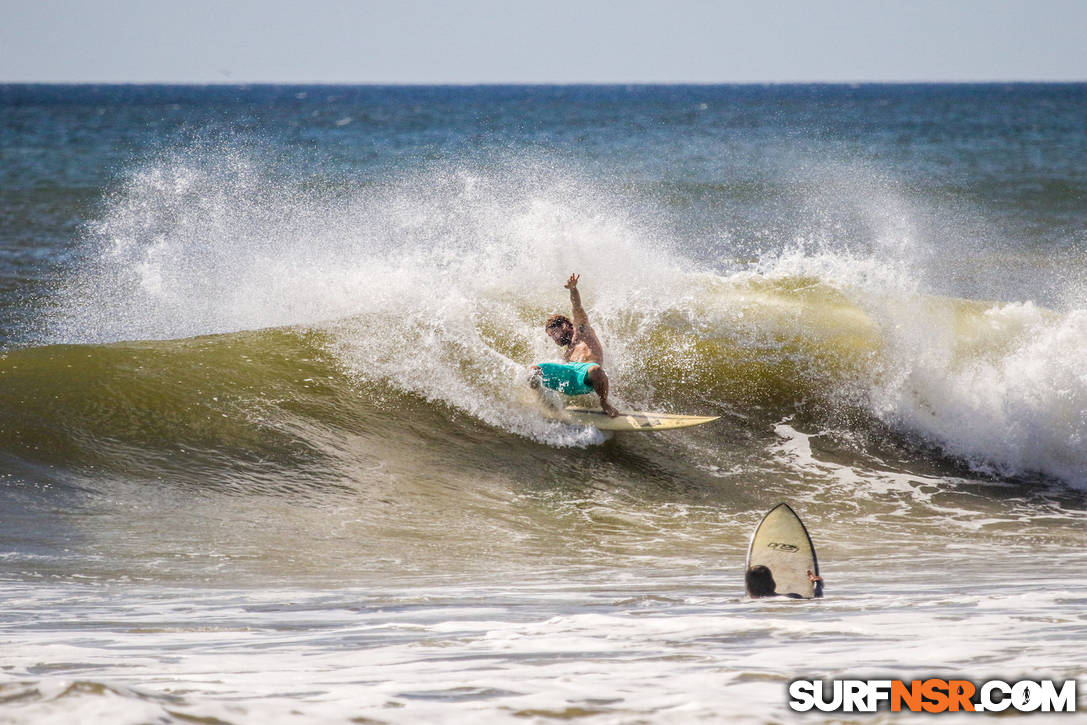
746, 503, 821, 598
562, 407, 719, 431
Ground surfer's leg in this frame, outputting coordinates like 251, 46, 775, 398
585, 365, 619, 417
528, 365, 565, 411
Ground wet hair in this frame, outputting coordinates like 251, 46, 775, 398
545, 313, 571, 330
745, 565, 777, 597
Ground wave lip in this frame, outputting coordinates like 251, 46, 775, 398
872, 301, 1087, 486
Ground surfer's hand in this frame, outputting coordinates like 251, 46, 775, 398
807, 570, 822, 583
564, 273, 580, 290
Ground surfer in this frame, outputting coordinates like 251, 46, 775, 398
530, 273, 619, 417
745, 565, 824, 599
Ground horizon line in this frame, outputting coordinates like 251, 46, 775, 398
5, 78, 1087, 86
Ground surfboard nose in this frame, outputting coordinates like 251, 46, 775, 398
746, 503, 820, 598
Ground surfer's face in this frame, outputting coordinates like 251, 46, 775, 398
547, 321, 573, 346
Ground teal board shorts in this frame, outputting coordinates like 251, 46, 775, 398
535, 361, 599, 396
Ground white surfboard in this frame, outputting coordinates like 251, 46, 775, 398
562, 406, 719, 432
745, 503, 820, 598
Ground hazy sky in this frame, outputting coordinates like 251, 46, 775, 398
3, 0, 1086, 83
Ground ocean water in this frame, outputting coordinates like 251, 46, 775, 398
1, 83, 1086, 723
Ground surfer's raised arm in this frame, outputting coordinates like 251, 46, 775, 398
565, 273, 590, 329
565, 273, 604, 362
